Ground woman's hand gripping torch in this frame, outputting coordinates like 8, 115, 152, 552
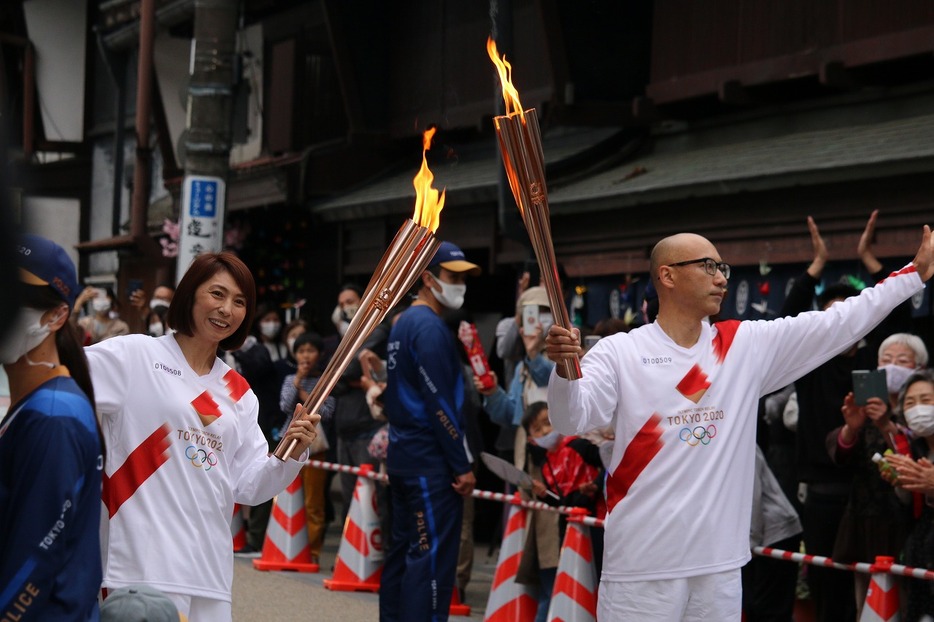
274, 129, 445, 460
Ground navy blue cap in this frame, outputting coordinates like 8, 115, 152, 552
17, 234, 79, 308
429, 241, 481, 276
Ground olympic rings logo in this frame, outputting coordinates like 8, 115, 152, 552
186, 445, 218, 471
679, 425, 717, 446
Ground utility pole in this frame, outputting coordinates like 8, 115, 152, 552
175, 0, 239, 283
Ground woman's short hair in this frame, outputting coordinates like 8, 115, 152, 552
878, 332, 929, 368
167, 252, 256, 350
896, 369, 934, 416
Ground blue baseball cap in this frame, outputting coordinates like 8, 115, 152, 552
429, 241, 481, 276
17, 234, 79, 308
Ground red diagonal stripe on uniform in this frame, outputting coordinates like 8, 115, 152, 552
606, 414, 664, 513
491, 552, 523, 590
191, 390, 221, 426
553, 572, 597, 613
224, 369, 250, 402
343, 515, 370, 557
103, 424, 172, 518
712, 319, 740, 364
877, 264, 917, 284
677, 365, 710, 399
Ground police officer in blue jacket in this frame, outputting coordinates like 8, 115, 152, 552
379, 241, 480, 622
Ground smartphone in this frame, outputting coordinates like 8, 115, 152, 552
522, 304, 539, 336
852, 369, 888, 406
370, 359, 388, 383
127, 278, 143, 299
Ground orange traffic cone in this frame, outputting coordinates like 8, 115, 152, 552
547, 513, 597, 622
860, 556, 900, 622
231, 503, 247, 551
450, 588, 471, 616
323, 464, 383, 592
252, 475, 319, 572
484, 501, 537, 622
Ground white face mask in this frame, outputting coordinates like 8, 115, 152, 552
343, 304, 359, 321
150, 298, 171, 313
149, 322, 165, 337
260, 321, 281, 339
904, 404, 934, 437
0, 307, 55, 365
92, 297, 112, 314
881, 364, 915, 394
432, 278, 466, 310
532, 430, 561, 451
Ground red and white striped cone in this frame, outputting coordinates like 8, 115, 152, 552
252, 475, 319, 572
860, 556, 900, 622
484, 499, 537, 622
231, 503, 247, 551
323, 464, 383, 592
547, 512, 597, 622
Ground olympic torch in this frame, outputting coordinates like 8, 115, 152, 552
274, 129, 445, 460
487, 37, 581, 380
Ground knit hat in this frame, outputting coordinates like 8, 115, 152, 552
16, 234, 79, 308
100, 585, 185, 622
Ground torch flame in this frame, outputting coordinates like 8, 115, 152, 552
412, 127, 445, 233
486, 36, 525, 119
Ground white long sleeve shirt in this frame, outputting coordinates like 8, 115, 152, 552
87, 334, 306, 601
548, 265, 923, 582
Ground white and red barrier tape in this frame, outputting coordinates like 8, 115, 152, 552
305, 458, 931, 578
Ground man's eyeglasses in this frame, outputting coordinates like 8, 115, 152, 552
668, 257, 731, 279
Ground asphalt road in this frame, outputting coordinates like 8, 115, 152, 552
231, 530, 499, 621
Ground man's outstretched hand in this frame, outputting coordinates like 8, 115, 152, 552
912, 224, 934, 282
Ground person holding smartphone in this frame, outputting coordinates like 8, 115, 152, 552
75, 286, 129, 345
544, 225, 934, 622
829, 332, 928, 616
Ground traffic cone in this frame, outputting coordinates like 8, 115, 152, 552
252, 474, 319, 572
230, 503, 247, 551
484, 500, 537, 622
323, 464, 383, 592
547, 513, 597, 622
860, 556, 900, 621
450, 588, 471, 616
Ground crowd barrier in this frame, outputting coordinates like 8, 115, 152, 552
235, 458, 933, 621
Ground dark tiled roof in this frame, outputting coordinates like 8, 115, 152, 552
549, 112, 934, 213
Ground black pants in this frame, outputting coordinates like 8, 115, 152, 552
802, 491, 855, 622
742, 533, 801, 622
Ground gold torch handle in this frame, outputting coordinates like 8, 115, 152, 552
493, 109, 581, 380
273, 220, 442, 461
